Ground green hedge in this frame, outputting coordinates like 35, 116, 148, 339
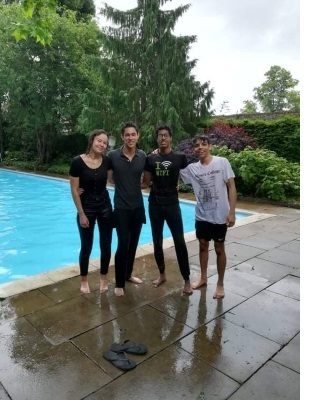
224, 116, 300, 163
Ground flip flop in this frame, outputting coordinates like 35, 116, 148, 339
110, 339, 148, 355
103, 350, 136, 371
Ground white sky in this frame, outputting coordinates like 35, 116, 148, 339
93, 0, 300, 114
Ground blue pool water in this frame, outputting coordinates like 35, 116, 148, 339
0, 169, 251, 284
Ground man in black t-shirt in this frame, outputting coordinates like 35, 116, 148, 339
142, 125, 193, 295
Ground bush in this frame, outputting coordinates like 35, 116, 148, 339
211, 146, 300, 201
178, 120, 257, 163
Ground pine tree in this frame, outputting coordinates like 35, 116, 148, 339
99, 0, 214, 150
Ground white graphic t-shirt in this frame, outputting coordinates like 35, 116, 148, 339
180, 156, 235, 224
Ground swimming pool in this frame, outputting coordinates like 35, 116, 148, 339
0, 169, 252, 285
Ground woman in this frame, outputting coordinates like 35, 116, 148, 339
69, 129, 113, 294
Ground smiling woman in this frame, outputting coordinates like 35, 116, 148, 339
0, 169, 255, 294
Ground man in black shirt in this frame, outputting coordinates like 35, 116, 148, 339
142, 125, 193, 295
108, 122, 146, 297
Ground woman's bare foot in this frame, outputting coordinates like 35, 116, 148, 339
191, 278, 207, 289
183, 280, 193, 295
114, 288, 124, 297
213, 285, 225, 299
127, 276, 143, 284
100, 277, 108, 293
152, 274, 167, 287
80, 281, 90, 294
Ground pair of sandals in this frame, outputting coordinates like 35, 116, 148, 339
103, 339, 148, 371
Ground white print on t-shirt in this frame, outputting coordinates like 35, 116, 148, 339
195, 170, 221, 212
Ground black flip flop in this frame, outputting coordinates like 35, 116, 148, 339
110, 339, 148, 355
103, 350, 136, 370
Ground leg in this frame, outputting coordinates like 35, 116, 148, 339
213, 241, 226, 299
125, 207, 145, 284
77, 213, 96, 293
97, 207, 113, 292
149, 203, 166, 287
192, 238, 209, 289
166, 204, 192, 294
125, 218, 143, 284
114, 209, 131, 291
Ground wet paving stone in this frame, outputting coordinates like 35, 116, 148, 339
224, 290, 300, 345
179, 317, 281, 383
71, 305, 193, 377
272, 333, 300, 372
85, 345, 240, 400
25, 295, 115, 345
229, 360, 300, 400
0, 342, 110, 400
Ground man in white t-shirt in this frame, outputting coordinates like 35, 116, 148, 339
180, 135, 237, 299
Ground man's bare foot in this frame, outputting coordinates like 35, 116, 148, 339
152, 275, 167, 287
183, 280, 193, 295
127, 276, 143, 284
191, 279, 207, 289
80, 281, 90, 294
100, 278, 108, 293
213, 285, 225, 299
114, 288, 124, 297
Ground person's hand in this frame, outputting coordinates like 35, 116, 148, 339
79, 212, 89, 228
151, 149, 159, 155
77, 188, 84, 195
226, 213, 236, 227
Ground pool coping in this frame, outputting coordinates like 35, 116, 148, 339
0, 208, 275, 299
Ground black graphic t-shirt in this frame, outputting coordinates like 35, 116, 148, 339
144, 151, 188, 204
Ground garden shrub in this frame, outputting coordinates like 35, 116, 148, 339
178, 120, 257, 163
211, 146, 300, 201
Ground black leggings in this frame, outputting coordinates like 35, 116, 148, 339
114, 206, 145, 288
77, 198, 113, 277
149, 202, 190, 281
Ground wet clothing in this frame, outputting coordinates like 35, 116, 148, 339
195, 220, 228, 242
144, 151, 190, 280
69, 155, 113, 276
180, 156, 235, 224
108, 147, 147, 288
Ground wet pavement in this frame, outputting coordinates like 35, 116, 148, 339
0, 201, 300, 400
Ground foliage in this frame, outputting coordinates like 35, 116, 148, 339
240, 100, 258, 114
9, 0, 95, 45
12, 0, 57, 45
210, 146, 300, 201
225, 116, 300, 163
0, 4, 102, 163
177, 120, 257, 163
254, 65, 299, 113
87, 0, 215, 151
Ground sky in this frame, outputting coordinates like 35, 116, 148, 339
93, 0, 300, 114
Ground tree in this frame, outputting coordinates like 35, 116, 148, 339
0, 3, 103, 163
240, 100, 258, 114
10, 0, 95, 45
218, 100, 230, 115
12, 0, 57, 45
253, 65, 299, 113
92, 0, 214, 151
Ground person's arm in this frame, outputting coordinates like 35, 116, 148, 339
69, 176, 89, 227
141, 170, 152, 189
226, 177, 237, 227
107, 169, 114, 186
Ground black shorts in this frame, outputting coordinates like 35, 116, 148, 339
195, 220, 227, 242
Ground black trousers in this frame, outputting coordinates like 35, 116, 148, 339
77, 193, 113, 277
149, 202, 190, 281
114, 206, 146, 288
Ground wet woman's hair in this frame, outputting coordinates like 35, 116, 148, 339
86, 129, 108, 154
